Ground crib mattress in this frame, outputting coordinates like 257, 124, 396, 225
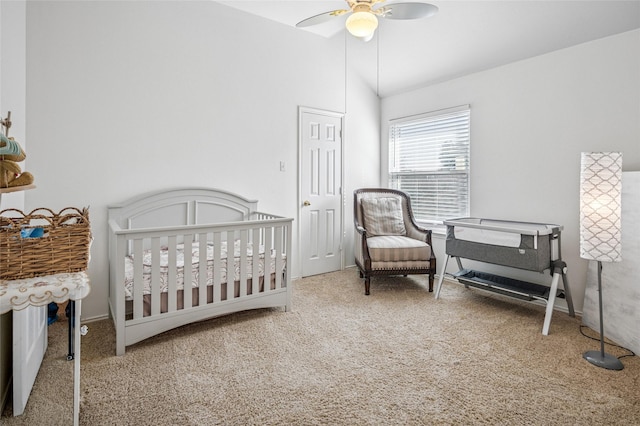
124, 241, 284, 299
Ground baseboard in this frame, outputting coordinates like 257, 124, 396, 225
82, 314, 111, 323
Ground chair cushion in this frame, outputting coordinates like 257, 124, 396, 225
366, 235, 431, 262
361, 197, 406, 236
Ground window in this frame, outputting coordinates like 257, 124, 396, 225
388, 105, 470, 225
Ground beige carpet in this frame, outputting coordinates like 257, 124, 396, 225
2, 269, 639, 425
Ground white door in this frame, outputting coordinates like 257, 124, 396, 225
299, 107, 343, 277
13, 305, 47, 416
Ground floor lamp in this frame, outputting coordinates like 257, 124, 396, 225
579, 151, 624, 370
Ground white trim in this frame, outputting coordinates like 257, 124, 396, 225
389, 104, 470, 125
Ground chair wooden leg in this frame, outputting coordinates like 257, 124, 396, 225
365, 277, 370, 295
428, 272, 434, 292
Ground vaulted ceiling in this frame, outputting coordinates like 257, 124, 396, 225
219, 1, 640, 97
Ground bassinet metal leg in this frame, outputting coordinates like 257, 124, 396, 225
453, 257, 470, 288
435, 255, 451, 299
562, 270, 575, 318
551, 260, 574, 318
455, 257, 463, 270
542, 272, 561, 335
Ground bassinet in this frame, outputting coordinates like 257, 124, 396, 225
435, 218, 575, 335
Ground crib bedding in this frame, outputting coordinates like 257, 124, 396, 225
124, 241, 284, 299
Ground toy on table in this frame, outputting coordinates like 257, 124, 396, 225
0, 132, 34, 189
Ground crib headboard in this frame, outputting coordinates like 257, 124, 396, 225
108, 187, 258, 230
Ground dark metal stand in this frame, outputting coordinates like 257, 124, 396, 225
583, 261, 624, 370
67, 301, 75, 361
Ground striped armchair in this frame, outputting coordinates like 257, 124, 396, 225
353, 188, 436, 295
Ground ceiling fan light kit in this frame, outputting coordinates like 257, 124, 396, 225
296, 0, 438, 41
346, 11, 379, 39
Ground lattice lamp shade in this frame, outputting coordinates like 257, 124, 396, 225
579, 152, 623, 263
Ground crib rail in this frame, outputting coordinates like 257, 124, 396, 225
108, 216, 292, 323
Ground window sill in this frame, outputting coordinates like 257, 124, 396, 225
418, 222, 446, 237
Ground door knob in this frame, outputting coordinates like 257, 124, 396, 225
303, 200, 311, 206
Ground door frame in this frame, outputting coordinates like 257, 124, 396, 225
298, 106, 346, 277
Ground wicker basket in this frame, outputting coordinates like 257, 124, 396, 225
0, 207, 91, 280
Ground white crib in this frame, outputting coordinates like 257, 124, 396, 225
108, 188, 292, 355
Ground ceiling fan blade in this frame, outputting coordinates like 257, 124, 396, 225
296, 9, 349, 28
377, 2, 438, 20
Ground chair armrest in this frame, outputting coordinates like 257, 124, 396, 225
406, 224, 433, 245
354, 224, 370, 268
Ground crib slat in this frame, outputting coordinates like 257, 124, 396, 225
226, 231, 235, 299
114, 233, 126, 355
239, 230, 248, 297
198, 233, 208, 306
150, 237, 161, 316
183, 234, 193, 309
264, 226, 273, 290
274, 225, 283, 289
252, 226, 261, 295
211, 232, 221, 302
167, 235, 177, 312
133, 239, 144, 320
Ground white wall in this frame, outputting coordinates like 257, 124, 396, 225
0, 0, 26, 211
381, 29, 640, 314
0, 0, 26, 411
343, 34, 382, 268
24, 1, 380, 320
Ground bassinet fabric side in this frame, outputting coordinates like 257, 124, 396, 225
445, 226, 552, 272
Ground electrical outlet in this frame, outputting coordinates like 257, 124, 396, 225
280, 161, 285, 172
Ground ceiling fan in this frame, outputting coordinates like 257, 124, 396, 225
296, 0, 438, 41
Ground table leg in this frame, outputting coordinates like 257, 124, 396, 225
73, 299, 81, 426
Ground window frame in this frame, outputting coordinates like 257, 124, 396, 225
387, 105, 471, 228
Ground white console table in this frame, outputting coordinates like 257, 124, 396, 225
0, 271, 90, 426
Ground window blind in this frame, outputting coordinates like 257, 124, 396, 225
388, 106, 470, 224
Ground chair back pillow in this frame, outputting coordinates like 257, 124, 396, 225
361, 197, 406, 236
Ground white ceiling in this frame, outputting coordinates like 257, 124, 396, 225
219, 1, 640, 97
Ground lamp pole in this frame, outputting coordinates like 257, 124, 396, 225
582, 261, 624, 370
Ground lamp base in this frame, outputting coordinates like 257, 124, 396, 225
583, 350, 624, 370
